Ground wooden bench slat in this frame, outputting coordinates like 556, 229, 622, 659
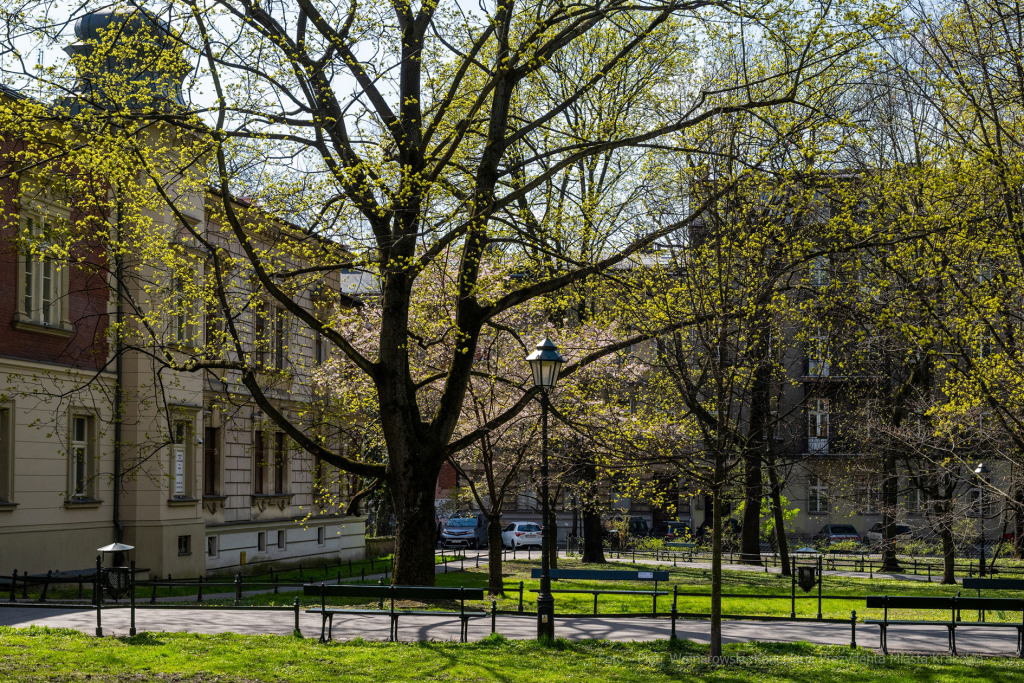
529, 569, 670, 581
866, 595, 1024, 611
528, 589, 668, 595
302, 584, 484, 600
963, 578, 1024, 590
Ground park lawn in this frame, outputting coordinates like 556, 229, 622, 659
2, 626, 1024, 683
199, 557, 1024, 624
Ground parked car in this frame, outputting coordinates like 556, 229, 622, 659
813, 524, 862, 545
441, 514, 488, 549
501, 521, 542, 549
866, 523, 912, 545
652, 521, 692, 540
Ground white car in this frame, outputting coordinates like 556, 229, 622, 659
866, 523, 913, 545
501, 521, 542, 549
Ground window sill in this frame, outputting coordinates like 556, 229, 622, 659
64, 497, 103, 509
807, 511, 830, 516
13, 319, 74, 338
0, 501, 18, 511
167, 496, 201, 507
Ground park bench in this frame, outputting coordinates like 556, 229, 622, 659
963, 578, 1024, 621
665, 542, 695, 550
865, 594, 1024, 656
303, 584, 485, 643
529, 568, 670, 615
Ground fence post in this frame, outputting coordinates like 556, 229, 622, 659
197, 575, 203, 603
850, 610, 856, 649
294, 596, 301, 635
790, 569, 795, 619
95, 555, 103, 637
928, 562, 932, 583
78, 574, 83, 601
378, 578, 384, 610
234, 572, 242, 606
491, 599, 497, 634
130, 560, 137, 637
9, 570, 15, 602
519, 581, 524, 612
274, 572, 279, 594
150, 580, 157, 605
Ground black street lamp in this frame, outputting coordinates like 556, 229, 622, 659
526, 337, 565, 640
975, 462, 990, 578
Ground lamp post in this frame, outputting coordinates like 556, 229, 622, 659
975, 462, 990, 577
527, 337, 565, 640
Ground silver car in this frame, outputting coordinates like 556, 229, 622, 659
441, 515, 488, 549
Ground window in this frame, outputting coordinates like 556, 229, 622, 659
808, 398, 829, 454
315, 330, 326, 365
807, 333, 830, 377
207, 536, 218, 558
19, 216, 66, 328
317, 527, 326, 546
277, 529, 286, 549
170, 276, 189, 344
204, 427, 218, 496
274, 308, 288, 370
205, 301, 222, 351
178, 535, 191, 555
254, 430, 266, 495
0, 407, 12, 503
810, 255, 830, 287
253, 300, 267, 367
808, 476, 829, 513
274, 432, 287, 494
857, 478, 879, 514
257, 531, 267, 552
908, 487, 931, 514
171, 421, 189, 498
70, 415, 93, 499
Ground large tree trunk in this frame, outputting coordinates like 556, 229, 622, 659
547, 502, 559, 570
1015, 483, 1024, 560
390, 455, 444, 585
710, 469, 724, 658
740, 452, 763, 565
940, 520, 956, 585
580, 455, 606, 564
880, 453, 902, 573
487, 517, 505, 596
766, 453, 791, 576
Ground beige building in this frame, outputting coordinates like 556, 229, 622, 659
0, 20, 367, 576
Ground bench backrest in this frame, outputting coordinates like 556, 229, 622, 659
303, 584, 484, 601
866, 595, 1024, 612
963, 578, 1024, 591
530, 569, 670, 581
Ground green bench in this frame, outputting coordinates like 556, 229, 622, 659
530, 568, 671, 615
303, 584, 485, 642
865, 595, 1024, 656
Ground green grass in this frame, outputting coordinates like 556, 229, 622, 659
2, 626, 1023, 682
190, 557, 1022, 623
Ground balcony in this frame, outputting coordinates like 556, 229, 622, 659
807, 437, 829, 454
